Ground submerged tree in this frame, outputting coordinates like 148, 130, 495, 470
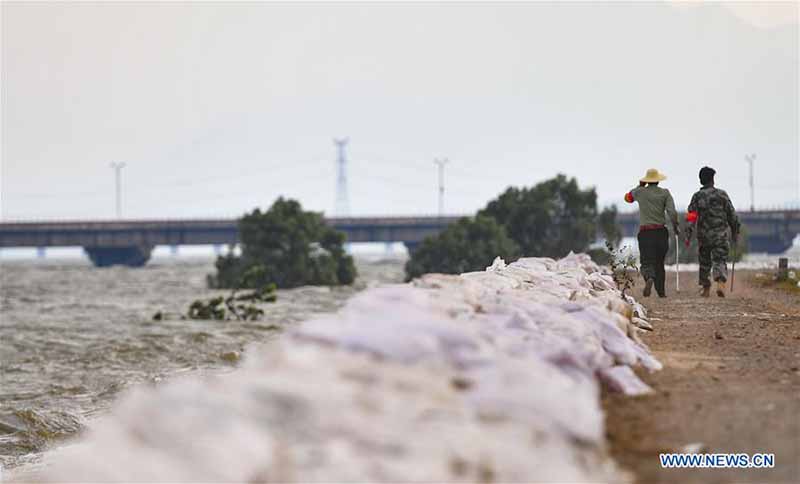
153, 266, 278, 322
404, 216, 519, 281
188, 266, 277, 321
207, 198, 356, 289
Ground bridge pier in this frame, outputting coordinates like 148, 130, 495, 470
403, 241, 420, 254
83, 245, 154, 267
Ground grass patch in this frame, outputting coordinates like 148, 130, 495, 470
751, 272, 800, 294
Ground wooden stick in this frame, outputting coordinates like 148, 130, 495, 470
675, 234, 680, 292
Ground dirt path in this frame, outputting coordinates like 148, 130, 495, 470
604, 271, 800, 484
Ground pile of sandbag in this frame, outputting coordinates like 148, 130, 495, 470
36, 253, 659, 483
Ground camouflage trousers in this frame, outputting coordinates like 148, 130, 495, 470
698, 241, 729, 287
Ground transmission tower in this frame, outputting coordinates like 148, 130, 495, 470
434, 158, 449, 216
745, 153, 756, 211
334, 138, 350, 216
110, 161, 126, 218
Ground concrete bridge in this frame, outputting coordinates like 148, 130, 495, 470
0, 210, 797, 266
617, 210, 799, 254
0, 217, 460, 266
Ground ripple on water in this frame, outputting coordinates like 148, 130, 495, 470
0, 256, 406, 470
0, 408, 85, 468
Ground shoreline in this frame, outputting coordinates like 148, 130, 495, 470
0, 257, 405, 475
17, 254, 658, 482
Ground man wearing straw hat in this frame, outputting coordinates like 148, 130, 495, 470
624, 168, 680, 297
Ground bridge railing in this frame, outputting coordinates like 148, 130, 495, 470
1, 211, 797, 264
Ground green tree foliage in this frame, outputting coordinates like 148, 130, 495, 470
598, 205, 623, 247
478, 175, 600, 258
404, 175, 623, 279
404, 216, 520, 281
587, 205, 624, 265
207, 198, 357, 289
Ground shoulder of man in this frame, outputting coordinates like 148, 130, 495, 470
714, 188, 732, 199
656, 187, 674, 201
707, 187, 733, 204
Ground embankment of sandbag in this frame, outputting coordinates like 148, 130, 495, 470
36, 253, 660, 483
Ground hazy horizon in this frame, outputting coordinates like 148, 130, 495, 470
2, 1, 798, 220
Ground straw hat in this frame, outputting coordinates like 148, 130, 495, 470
640, 168, 667, 183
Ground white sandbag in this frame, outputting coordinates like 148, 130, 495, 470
598, 365, 655, 396
34, 253, 658, 483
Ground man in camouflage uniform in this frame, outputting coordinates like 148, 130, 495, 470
685, 166, 741, 297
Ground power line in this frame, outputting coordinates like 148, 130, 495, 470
144, 155, 330, 190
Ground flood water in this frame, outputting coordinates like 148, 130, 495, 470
0, 256, 405, 471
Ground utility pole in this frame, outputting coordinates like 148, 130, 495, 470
745, 153, 756, 212
434, 158, 449, 216
334, 138, 349, 216
110, 162, 126, 218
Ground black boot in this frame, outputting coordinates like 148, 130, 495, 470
656, 274, 666, 298
643, 279, 653, 297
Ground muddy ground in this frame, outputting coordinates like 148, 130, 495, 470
604, 270, 800, 484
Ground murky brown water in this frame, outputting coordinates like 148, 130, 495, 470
0, 256, 404, 470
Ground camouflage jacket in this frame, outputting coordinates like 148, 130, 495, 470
686, 186, 740, 244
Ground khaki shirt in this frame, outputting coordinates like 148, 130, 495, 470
627, 185, 679, 228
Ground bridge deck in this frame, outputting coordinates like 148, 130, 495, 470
0, 217, 464, 248
0, 211, 796, 256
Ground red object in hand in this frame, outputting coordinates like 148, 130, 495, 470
686, 211, 698, 223
624, 192, 634, 203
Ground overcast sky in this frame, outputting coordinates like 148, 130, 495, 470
1, 1, 798, 220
